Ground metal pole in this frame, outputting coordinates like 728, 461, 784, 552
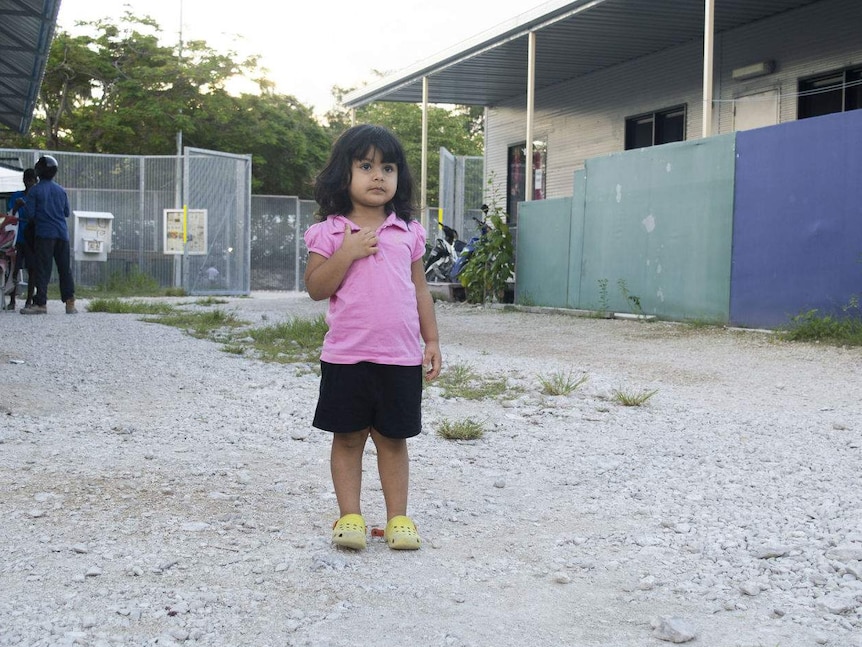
294, 197, 301, 292
174, 0, 185, 288
173, 131, 183, 288
525, 31, 536, 203
702, 0, 715, 137
421, 76, 429, 229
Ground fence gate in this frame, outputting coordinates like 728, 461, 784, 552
183, 147, 252, 295
436, 148, 485, 245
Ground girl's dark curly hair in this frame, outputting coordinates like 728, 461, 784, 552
313, 124, 415, 222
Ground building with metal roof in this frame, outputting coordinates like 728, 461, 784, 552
343, 0, 861, 222
0, 0, 63, 134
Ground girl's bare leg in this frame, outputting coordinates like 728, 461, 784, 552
370, 428, 409, 520
330, 429, 370, 516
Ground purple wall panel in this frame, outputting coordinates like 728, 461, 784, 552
731, 110, 862, 328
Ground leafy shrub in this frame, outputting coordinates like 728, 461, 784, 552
458, 186, 514, 304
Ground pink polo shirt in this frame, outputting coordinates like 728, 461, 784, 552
304, 213, 427, 366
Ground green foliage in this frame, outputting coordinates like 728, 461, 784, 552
597, 278, 610, 312
611, 388, 658, 406
617, 279, 645, 317
194, 297, 229, 307
0, 16, 486, 200
458, 186, 515, 304
25, 14, 257, 154
436, 418, 485, 441
103, 267, 160, 295
85, 296, 326, 363
435, 363, 512, 400
0, 13, 330, 198
70, 267, 166, 299
142, 308, 246, 339
86, 298, 176, 314
538, 371, 588, 396
193, 91, 330, 196
244, 315, 328, 364
782, 301, 862, 346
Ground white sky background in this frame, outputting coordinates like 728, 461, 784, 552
56, 0, 541, 118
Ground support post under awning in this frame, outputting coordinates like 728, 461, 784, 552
702, 0, 715, 137
525, 31, 536, 204
421, 76, 429, 228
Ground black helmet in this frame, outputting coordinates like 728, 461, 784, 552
35, 155, 59, 179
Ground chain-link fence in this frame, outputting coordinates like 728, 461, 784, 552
1, 147, 251, 295
432, 149, 485, 247
184, 148, 252, 295
250, 195, 318, 292
2, 148, 484, 294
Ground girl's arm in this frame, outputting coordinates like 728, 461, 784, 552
411, 259, 442, 381
304, 223, 378, 301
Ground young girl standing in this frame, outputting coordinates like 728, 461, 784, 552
304, 124, 442, 551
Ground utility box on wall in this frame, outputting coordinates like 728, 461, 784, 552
73, 211, 114, 262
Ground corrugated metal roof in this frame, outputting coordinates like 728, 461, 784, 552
343, 0, 825, 108
0, 0, 62, 133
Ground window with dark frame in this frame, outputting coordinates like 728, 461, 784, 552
506, 140, 546, 227
798, 66, 862, 119
625, 106, 686, 150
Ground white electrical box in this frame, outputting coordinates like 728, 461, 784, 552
74, 211, 114, 262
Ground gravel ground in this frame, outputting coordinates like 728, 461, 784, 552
1, 291, 861, 647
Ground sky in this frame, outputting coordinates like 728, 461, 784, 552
56, 0, 543, 117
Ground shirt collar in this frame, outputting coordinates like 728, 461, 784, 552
327, 212, 409, 232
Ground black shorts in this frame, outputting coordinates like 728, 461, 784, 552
313, 361, 423, 439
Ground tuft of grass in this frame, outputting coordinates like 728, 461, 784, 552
90, 267, 162, 297
85, 298, 325, 364
435, 362, 512, 400
436, 418, 485, 440
86, 298, 177, 315
66, 267, 184, 299
244, 315, 327, 364
683, 317, 725, 329
611, 388, 658, 406
142, 308, 247, 339
781, 307, 862, 346
538, 370, 588, 396
195, 296, 229, 307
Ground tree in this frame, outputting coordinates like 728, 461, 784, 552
0, 14, 484, 201
21, 13, 254, 154
0, 12, 330, 197
187, 89, 330, 196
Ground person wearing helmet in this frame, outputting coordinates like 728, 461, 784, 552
3, 168, 38, 310
20, 155, 77, 315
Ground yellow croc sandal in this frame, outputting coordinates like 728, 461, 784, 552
384, 515, 421, 550
332, 513, 367, 550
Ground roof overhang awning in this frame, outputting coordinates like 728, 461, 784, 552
343, 0, 823, 109
0, 0, 63, 134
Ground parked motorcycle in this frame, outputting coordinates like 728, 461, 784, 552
424, 223, 464, 283
449, 210, 491, 282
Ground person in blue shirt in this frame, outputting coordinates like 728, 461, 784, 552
4, 168, 37, 310
20, 156, 77, 315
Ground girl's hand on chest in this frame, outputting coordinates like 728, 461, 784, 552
340, 223, 379, 260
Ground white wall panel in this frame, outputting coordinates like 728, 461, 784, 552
485, 0, 862, 203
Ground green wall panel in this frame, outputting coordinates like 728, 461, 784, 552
567, 170, 587, 308
578, 136, 735, 321
515, 197, 572, 307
